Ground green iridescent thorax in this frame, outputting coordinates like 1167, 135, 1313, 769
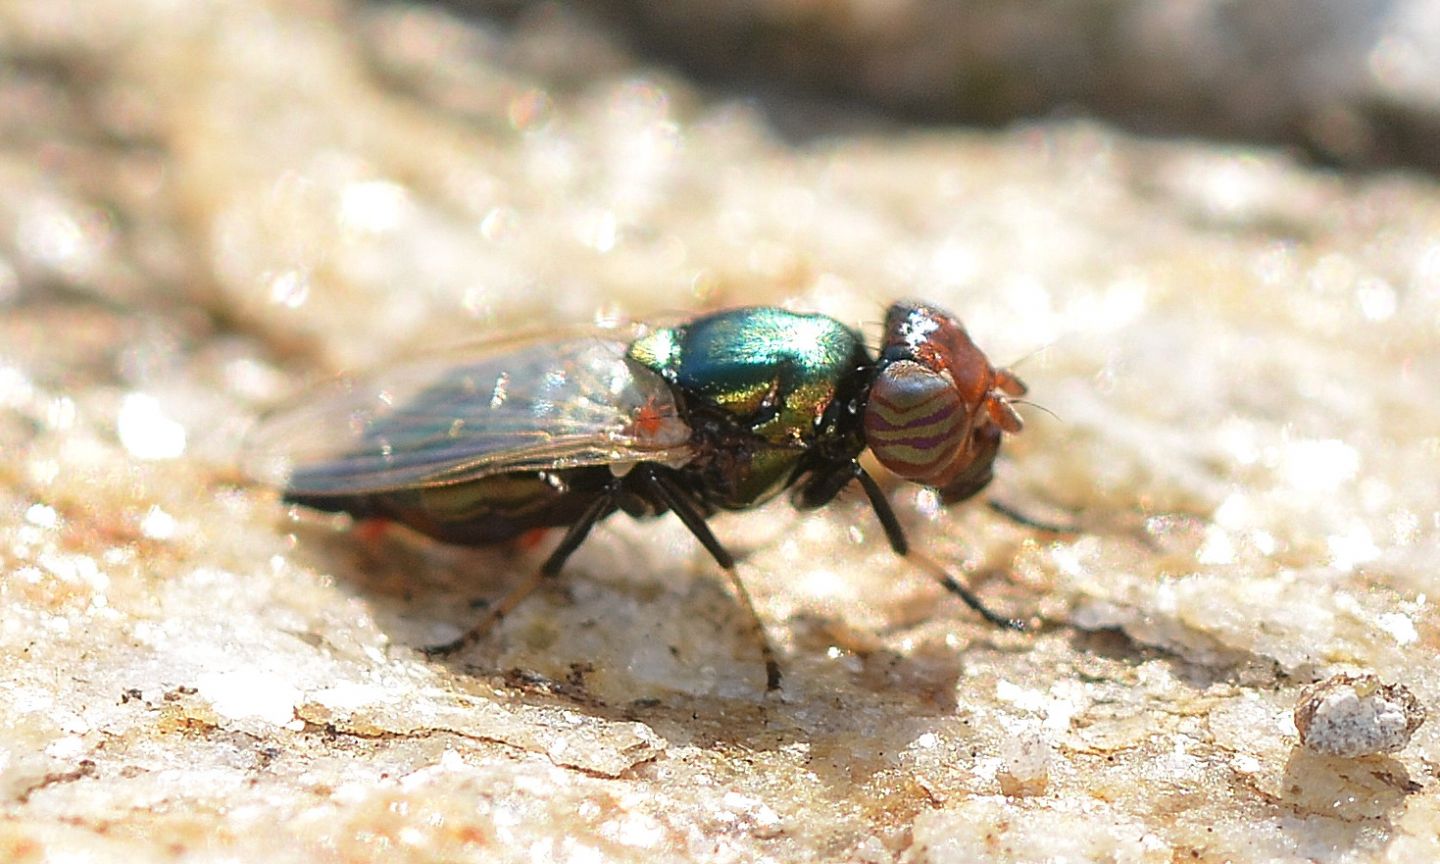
628, 307, 868, 507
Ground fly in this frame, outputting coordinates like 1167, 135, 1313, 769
246, 301, 1032, 690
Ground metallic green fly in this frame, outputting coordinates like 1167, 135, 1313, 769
247, 301, 1030, 690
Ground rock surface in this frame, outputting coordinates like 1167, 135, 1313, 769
2, 1, 1439, 862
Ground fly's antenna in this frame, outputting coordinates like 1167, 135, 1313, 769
998, 340, 1063, 423
1009, 398, 1062, 423
860, 312, 887, 354
1004, 340, 1059, 371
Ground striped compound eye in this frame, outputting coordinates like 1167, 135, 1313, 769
862, 359, 969, 486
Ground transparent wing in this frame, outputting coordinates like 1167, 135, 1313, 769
244, 334, 694, 496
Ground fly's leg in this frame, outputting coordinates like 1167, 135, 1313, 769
986, 499, 1077, 534
639, 468, 783, 692
422, 492, 615, 657
853, 465, 1028, 631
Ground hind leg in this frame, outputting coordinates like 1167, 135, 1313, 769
422, 492, 616, 657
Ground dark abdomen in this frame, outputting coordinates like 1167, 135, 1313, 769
286, 467, 612, 546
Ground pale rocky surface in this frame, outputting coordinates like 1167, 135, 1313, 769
2, 1, 1440, 863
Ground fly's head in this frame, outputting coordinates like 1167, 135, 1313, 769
862, 301, 1026, 503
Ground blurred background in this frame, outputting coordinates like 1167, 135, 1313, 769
5, 0, 1438, 354
488, 0, 1440, 169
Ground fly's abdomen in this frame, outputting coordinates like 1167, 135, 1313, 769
289, 468, 610, 546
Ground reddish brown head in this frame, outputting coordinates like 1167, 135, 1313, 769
862, 301, 1026, 503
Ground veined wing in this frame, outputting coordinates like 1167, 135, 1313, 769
244, 334, 694, 496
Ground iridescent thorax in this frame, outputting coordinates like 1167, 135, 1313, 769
628, 307, 870, 509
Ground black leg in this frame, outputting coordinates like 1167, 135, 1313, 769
423, 490, 615, 657
986, 499, 1077, 534
854, 465, 1027, 631
792, 461, 859, 510
852, 465, 909, 555
640, 468, 782, 691
643, 471, 735, 569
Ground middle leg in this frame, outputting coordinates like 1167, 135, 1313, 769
637, 467, 783, 692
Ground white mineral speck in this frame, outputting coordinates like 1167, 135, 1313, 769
44, 735, 87, 760
1196, 525, 1237, 565
1356, 278, 1397, 320
267, 269, 311, 309
338, 180, 413, 235
117, 393, 187, 460
1327, 524, 1381, 571
46, 397, 76, 431
1377, 612, 1419, 645
312, 680, 385, 711
997, 729, 1051, 797
0, 364, 35, 408
995, 680, 1048, 712
16, 197, 100, 277
139, 506, 178, 540
24, 503, 59, 529
1294, 673, 1426, 757
1278, 438, 1359, 494
196, 669, 302, 728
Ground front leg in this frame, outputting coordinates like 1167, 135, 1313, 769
850, 463, 1027, 631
